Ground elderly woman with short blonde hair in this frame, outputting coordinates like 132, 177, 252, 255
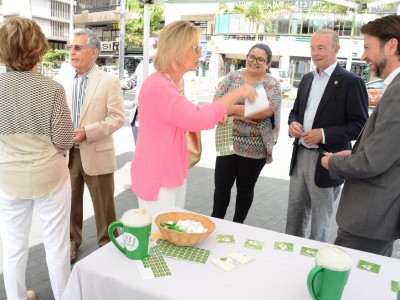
131, 20, 257, 215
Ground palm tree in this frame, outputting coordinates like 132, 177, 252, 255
308, 1, 349, 35
308, 0, 397, 36
264, 2, 297, 34
219, 1, 295, 40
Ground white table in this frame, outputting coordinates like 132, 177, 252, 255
62, 207, 400, 300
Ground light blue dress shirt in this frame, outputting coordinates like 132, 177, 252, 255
300, 62, 337, 148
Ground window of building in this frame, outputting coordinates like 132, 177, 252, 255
51, 1, 70, 20
102, 29, 119, 41
277, 15, 290, 34
290, 13, 303, 35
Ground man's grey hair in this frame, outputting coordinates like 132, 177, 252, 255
73, 28, 101, 53
315, 28, 339, 46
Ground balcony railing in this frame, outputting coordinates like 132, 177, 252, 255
75, 4, 119, 14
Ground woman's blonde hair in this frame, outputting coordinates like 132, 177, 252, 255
0, 17, 50, 71
153, 20, 201, 73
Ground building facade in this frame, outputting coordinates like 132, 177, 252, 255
163, 2, 397, 85
0, 0, 71, 49
1, 1, 397, 83
74, 0, 142, 73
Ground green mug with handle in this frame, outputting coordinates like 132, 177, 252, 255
397, 282, 400, 300
307, 246, 353, 300
108, 209, 152, 260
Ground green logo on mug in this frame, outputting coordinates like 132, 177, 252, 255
124, 233, 139, 251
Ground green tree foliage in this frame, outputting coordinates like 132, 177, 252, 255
220, 1, 295, 39
308, 1, 349, 15
308, 0, 396, 36
125, 0, 164, 48
43, 49, 69, 68
309, 0, 397, 14
262, 2, 296, 33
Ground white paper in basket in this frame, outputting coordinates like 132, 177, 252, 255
244, 85, 269, 117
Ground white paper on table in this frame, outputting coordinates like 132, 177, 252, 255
244, 85, 270, 117
212, 250, 254, 271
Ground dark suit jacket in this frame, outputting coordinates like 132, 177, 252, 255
288, 64, 369, 187
329, 73, 400, 241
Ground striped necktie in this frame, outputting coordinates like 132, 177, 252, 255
72, 74, 88, 129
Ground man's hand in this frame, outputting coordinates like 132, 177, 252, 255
302, 128, 323, 146
321, 150, 351, 170
288, 122, 304, 138
75, 128, 86, 143
334, 150, 351, 156
321, 152, 331, 170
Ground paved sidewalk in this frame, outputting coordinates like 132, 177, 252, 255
0, 80, 399, 300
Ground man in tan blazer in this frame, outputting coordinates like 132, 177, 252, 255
62, 28, 125, 263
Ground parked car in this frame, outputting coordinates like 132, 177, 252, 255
365, 79, 384, 106
269, 68, 292, 95
101, 65, 129, 79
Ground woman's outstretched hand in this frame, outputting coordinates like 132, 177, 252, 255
236, 84, 257, 103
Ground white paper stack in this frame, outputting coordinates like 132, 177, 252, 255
244, 85, 270, 117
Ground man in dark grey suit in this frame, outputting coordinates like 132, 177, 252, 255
286, 29, 369, 242
322, 15, 400, 257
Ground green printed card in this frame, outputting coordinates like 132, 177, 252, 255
357, 260, 381, 274
141, 245, 172, 278
212, 251, 253, 271
215, 117, 234, 156
274, 241, 294, 252
391, 280, 400, 293
216, 234, 236, 244
156, 239, 211, 264
300, 246, 318, 257
244, 239, 264, 250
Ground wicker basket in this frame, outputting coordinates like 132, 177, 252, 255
155, 212, 216, 246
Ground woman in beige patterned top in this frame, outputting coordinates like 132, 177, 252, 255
0, 17, 75, 300
212, 43, 282, 224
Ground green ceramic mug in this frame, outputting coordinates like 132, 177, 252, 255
397, 283, 400, 300
108, 209, 152, 260
307, 246, 353, 300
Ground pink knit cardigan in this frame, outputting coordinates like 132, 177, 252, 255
131, 72, 226, 200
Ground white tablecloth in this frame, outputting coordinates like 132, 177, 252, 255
62, 207, 400, 300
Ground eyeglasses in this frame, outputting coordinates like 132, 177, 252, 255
66, 44, 86, 51
247, 54, 267, 65
192, 45, 202, 55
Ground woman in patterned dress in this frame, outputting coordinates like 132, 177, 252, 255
211, 43, 282, 223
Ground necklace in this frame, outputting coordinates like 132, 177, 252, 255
161, 72, 183, 93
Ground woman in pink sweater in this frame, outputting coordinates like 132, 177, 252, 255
131, 20, 256, 215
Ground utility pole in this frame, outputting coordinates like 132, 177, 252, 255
119, 0, 127, 80
143, 2, 151, 78
70, 0, 74, 43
